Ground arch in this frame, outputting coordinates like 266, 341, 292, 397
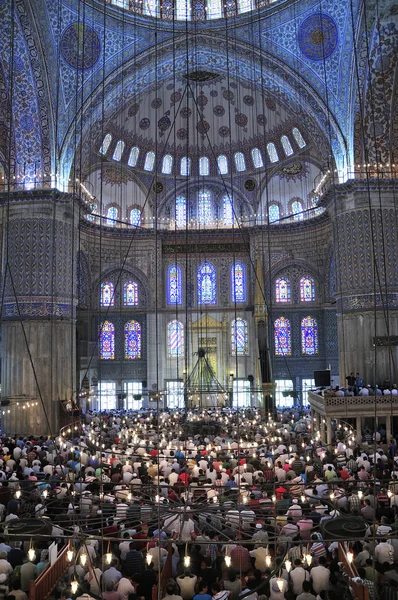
268, 203, 280, 223
231, 262, 246, 303
144, 151, 155, 171
130, 208, 141, 227
124, 281, 138, 306
99, 134, 112, 155
274, 317, 291, 356
197, 261, 216, 305
125, 320, 142, 359
300, 276, 315, 302
100, 282, 115, 307
275, 277, 290, 303
113, 140, 125, 161
301, 316, 318, 355
167, 265, 182, 305
199, 156, 209, 176
217, 155, 228, 175
198, 190, 212, 225
231, 318, 248, 355
223, 195, 234, 227
128, 146, 140, 166
234, 152, 246, 172
106, 206, 118, 225
99, 321, 115, 360
162, 154, 173, 174
167, 320, 184, 356
267, 143, 279, 163
181, 156, 190, 176
176, 196, 186, 229
281, 135, 293, 157
290, 199, 303, 220
251, 148, 264, 169
292, 127, 306, 149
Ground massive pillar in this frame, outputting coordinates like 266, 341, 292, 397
329, 181, 398, 386
1, 190, 78, 436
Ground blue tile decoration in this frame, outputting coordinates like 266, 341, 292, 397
298, 13, 338, 61
60, 23, 101, 69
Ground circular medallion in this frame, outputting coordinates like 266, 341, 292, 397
153, 182, 164, 194
213, 105, 225, 117
60, 23, 101, 69
223, 89, 234, 102
128, 103, 140, 117
218, 126, 230, 138
158, 115, 171, 131
139, 118, 150, 130
180, 107, 192, 119
197, 93, 208, 107
298, 13, 338, 61
243, 95, 254, 106
177, 128, 187, 140
197, 120, 210, 135
257, 114, 267, 126
265, 97, 277, 111
210, 90, 218, 97
244, 179, 256, 191
235, 112, 248, 127
170, 91, 182, 104
151, 98, 162, 109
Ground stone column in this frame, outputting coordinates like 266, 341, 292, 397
1, 190, 78, 436
328, 181, 398, 385
386, 416, 392, 444
320, 417, 326, 444
356, 416, 361, 441
326, 416, 333, 447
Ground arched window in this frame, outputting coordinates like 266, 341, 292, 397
251, 148, 264, 168
99, 321, 115, 360
237, 0, 253, 12
231, 262, 246, 303
292, 127, 306, 148
291, 200, 303, 220
181, 156, 190, 177
124, 281, 138, 306
130, 208, 141, 227
143, 0, 160, 16
234, 152, 246, 172
167, 265, 182, 305
301, 316, 318, 355
107, 206, 118, 225
199, 156, 209, 176
274, 317, 291, 356
125, 320, 142, 359
198, 190, 211, 226
113, 140, 125, 161
300, 277, 315, 302
168, 320, 184, 357
207, 0, 222, 18
176, 0, 191, 19
197, 262, 216, 305
268, 203, 280, 223
144, 151, 155, 171
100, 282, 115, 307
231, 318, 249, 355
281, 135, 294, 157
217, 155, 228, 175
275, 277, 291, 303
267, 143, 279, 163
176, 196, 186, 229
128, 146, 139, 167
99, 134, 112, 155
223, 195, 234, 227
162, 154, 173, 174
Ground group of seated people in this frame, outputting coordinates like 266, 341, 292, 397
0, 407, 394, 600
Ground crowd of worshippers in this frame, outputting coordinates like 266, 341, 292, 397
0, 409, 396, 600
318, 372, 398, 398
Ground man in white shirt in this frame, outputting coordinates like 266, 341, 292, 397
310, 557, 330, 594
290, 560, 310, 596
375, 541, 394, 565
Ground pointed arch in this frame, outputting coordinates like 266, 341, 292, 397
167, 320, 184, 356
99, 321, 115, 360
300, 276, 315, 302
274, 317, 291, 356
167, 265, 182, 305
125, 320, 142, 359
231, 318, 248, 355
231, 262, 246, 302
124, 281, 138, 306
275, 278, 290, 303
301, 316, 318, 355
100, 282, 115, 307
197, 262, 216, 305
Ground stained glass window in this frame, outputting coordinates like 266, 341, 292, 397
162, 154, 173, 174
125, 320, 142, 359
231, 318, 248, 355
291, 200, 303, 220
198, 190, 211, 225
124, 281, 138, 306
100, 282, 115, 307
223, 195, 234, 227
197, 262, 216, 305
251, 147, 264, 168
181, 156, 190, 176
217, 155, 228, 175
107, 206, 118, 225
237, 0, 253, 12
275, 277, 290, 303
128, 146, 139, 167
274, 317, 291, 356
231, 262, 246, 302
99, 321, 115, 360
293, 127, 306, 148
113, 140, 125, 161
144, 151, 155, 171
176, 0, 191, 19
176, 196, 186, 229
207, 0, 222, 18
199, 156, 209, 176
269, 203, 280, 223
234, 152, 246, 172
267, 143, 279, 163
301, 316, 318, 355
167, 320, 184, 356
130, 208, 141, 227
281, 135, 294, 157
300, 277, 315, 302
167, 265, 182, 305
99, 134, 112, 155
143, 0, 160, 16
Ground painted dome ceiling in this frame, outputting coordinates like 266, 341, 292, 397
106, 72, 311, 161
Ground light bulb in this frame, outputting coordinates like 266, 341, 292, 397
357, 490, 363, 499
347, 551, 354, 563
330, 492, 335, 500
28, 548, 35, 562
285, 559, 292, 573
71, 580, 78, 594
146, 554, 152, 565
80, 553, 87, 566
265, 555, 271, 567
225, 555, 231, 567
272, 494, 276, 503
184, 555, 191, 568
277, 579, 285, 592
305, 554, 312, 565
43, 490, 48, 499
67, 550, 74, 562
301, 495, 306, 504
106, 552, 112, 564
15, 490, 21, 499
387, 490, 393, 498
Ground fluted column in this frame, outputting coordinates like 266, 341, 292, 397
1, 190, 78, 435
328, 180, 398, 385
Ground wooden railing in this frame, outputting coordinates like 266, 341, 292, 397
29, 545, 69, 600
338, 543, 369, 600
